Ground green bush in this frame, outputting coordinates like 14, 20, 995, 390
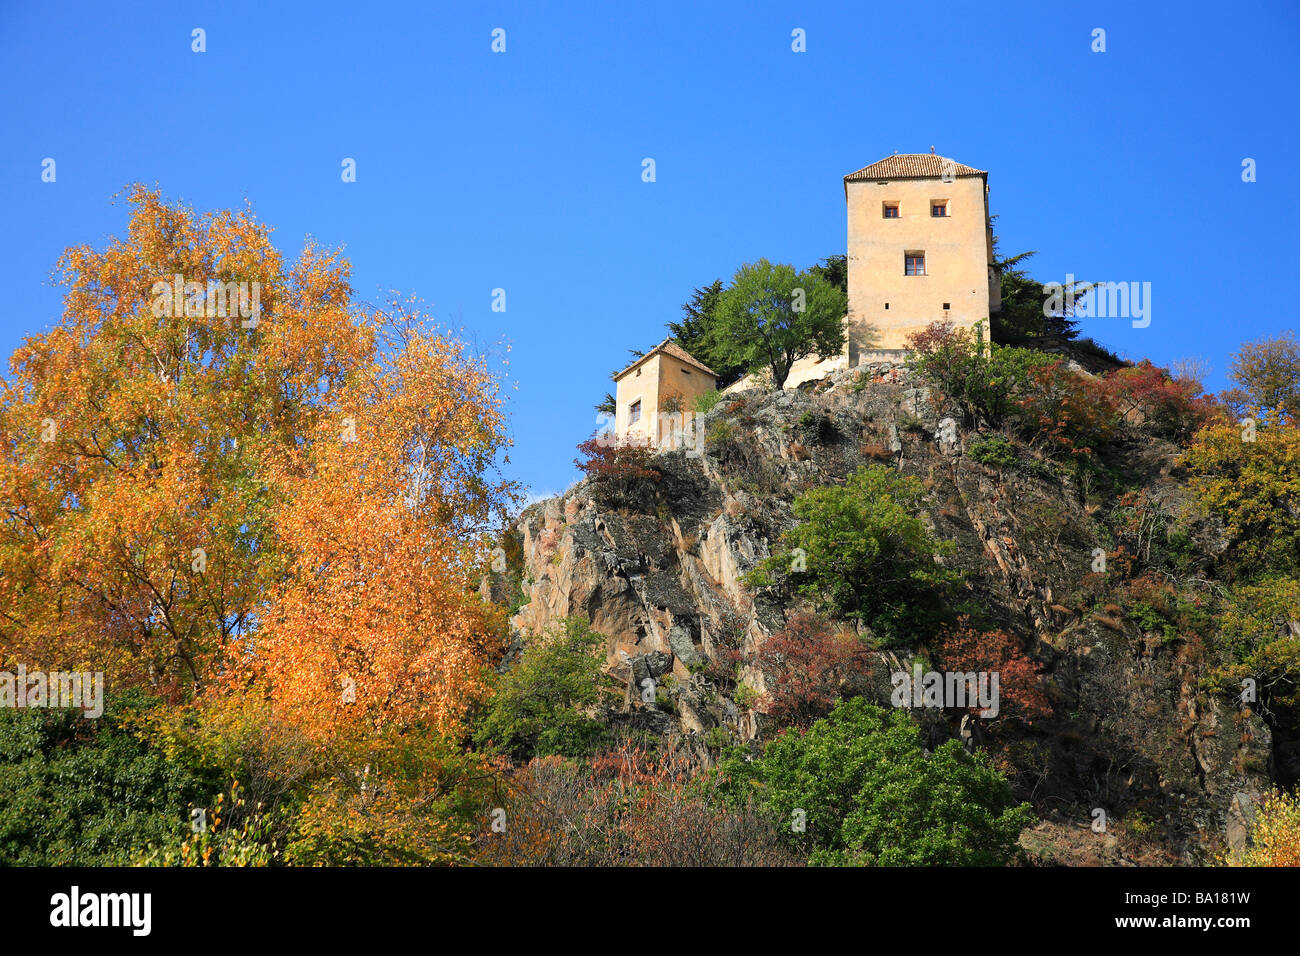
907, 323, 1055, 429
744, 697, 1033, 866
967, 434, 1019, 468
746, 465, 960, 644
0, 691, 218, 865
472, 616, 611, 762
693, 389, 723, 414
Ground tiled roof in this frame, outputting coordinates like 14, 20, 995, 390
614, 338, 718, 381
844, 153, 986, 183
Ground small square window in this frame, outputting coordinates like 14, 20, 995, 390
883, 203, 900, 219
942, 302, 951, 310
884, 303, 890, 310
905, 253, 926, 276
629, 400, 641, 425
931, 202, 948, 217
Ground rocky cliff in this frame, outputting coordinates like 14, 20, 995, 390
500, 361, 1273, 863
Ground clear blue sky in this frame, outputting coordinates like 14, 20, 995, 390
2, 1, 1297, 499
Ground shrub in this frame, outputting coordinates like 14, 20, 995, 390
1106, 359, 1217, 442
907, 322, 1054, 428
480, 744, 802, 866
705, 419, 736, 450
473, 616, 611, 762
859, 441, 893, 461
744, 697, 1034, 866
796, 410, 836, 444
0, 691, 218, 865
967, 434, 1019, 468
693, 389, 724, 414
747, 465, 960, 644
933, 617, 1051, 721
136, 781, 281, 867
1014, 360, 1117, 461
756, 612, 878, 728
574, 435, 662, 508
1237, 789, 1300, 867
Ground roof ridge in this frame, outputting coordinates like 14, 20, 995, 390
613, 339, 718, 380
844, 153, 986, 183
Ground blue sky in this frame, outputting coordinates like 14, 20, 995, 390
2, 1, 1297, 499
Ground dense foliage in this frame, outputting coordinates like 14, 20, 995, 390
472, 616, 611, 762
723, 697, 1034, 866
747, 465, 961, 644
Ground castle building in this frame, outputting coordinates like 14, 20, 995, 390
746, 150, 1000, 390
612, 339, 717, 447
614, 151, 999, 435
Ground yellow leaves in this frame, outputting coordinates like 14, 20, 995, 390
1, 189, 515, 735
1236, 790, 1300, 867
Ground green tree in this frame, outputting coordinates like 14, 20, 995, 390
808, 253, 848, 294
665, 279, 746, 387
746, 465, 960, 644
988, 230, 1092, 342
711, 258, 846, 390
472, 616, 611, 762
750, 697, 1033, 866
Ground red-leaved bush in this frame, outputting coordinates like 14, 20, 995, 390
934, 616, 1051, 722
1105, 359, 1220, 442
573, 435, 662, 506
1015, 360, 1117, 460
757, 611, 878, 728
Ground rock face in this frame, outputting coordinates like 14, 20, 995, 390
500, 362, 1273, 862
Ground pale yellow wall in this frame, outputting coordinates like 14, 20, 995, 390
615, 357, 661, 444
847, 175, 994, 352
615, 352, 716, 444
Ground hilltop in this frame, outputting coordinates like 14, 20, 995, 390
494, 353, 1281, 864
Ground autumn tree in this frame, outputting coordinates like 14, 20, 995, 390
0, 186, 516, 744
933, 617, 1051, 722
1183, 414, 1300, 576
0, 186, 350, 692
1223, 331, 1300, 422
1238, 790, 1300, 867
236, 305, 516, 740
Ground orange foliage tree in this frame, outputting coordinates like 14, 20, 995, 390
0, 186, 515, 742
